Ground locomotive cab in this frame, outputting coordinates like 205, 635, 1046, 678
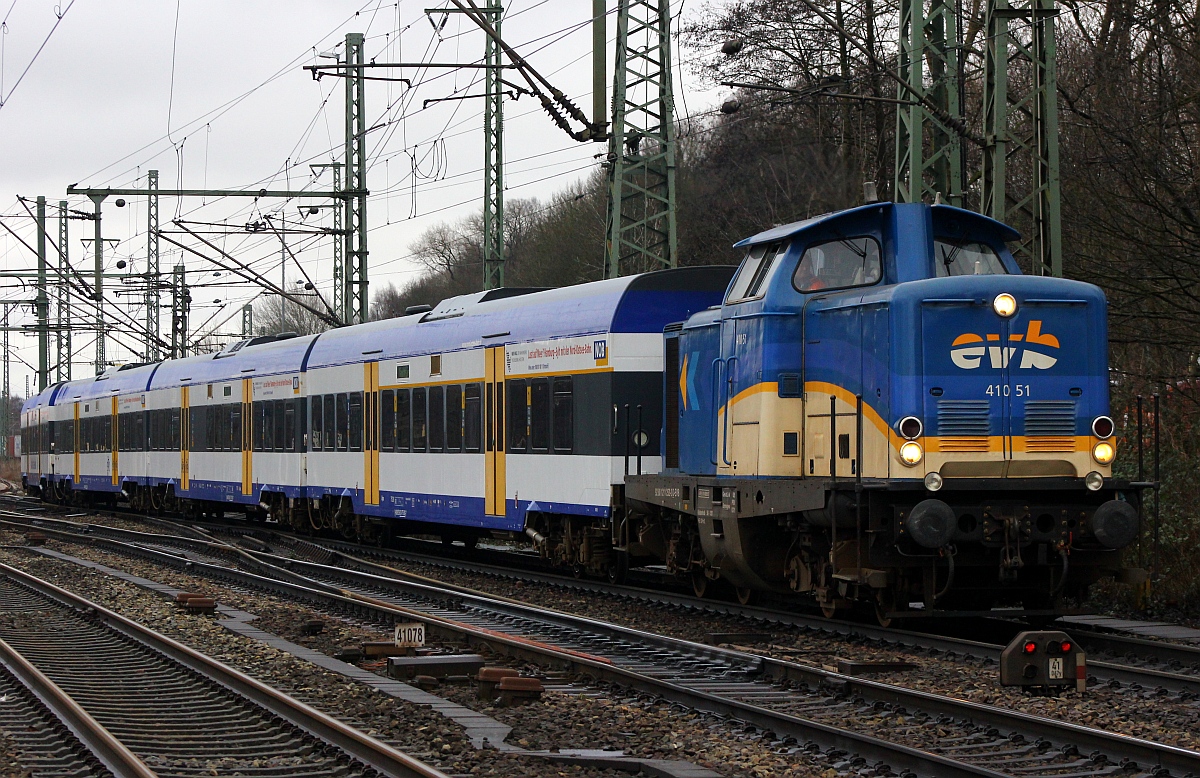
627, 201, 1141, 618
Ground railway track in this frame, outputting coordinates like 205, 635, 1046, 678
11, 504, 1195, 695
3, 511, 1199, 777
0, 559, 448, 778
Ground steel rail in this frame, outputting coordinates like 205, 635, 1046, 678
6, 517, 1200, 778
0, 559, 451, 778
0, 636, 157, 778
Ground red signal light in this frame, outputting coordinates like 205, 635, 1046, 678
1060, 641, 1072, 653
1023, 641, 1038, 654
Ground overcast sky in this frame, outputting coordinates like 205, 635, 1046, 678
0, 0, 726, 394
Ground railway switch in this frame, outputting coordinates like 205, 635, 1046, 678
1000, 630, 1086, 694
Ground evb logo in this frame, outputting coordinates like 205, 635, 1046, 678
951, 320, 1059, 370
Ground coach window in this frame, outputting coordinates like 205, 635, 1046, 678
284, 400, 297, 452
380, 389, 395, 451
446, 385, 462, 452
464, 383, 481, 453
311, 398, 324, 451
252, 402, 264, 451
324, 395, 336, 450
412, 387, 427, 451
934, 239, 1007, 277
530, 379, 550, 452
348, 392, 363, 451
793, 237, 882, 292
204, 408, 216, 449
271, 400, 284, 451
397, 389, 411, 452
335, 393, 348, 451
429, 386, 444, 452
258, 402, 269, 451
552, 377, 573, 453
508, 379, 528, 452
230, 405, 241, 451
169, 409, 180, 450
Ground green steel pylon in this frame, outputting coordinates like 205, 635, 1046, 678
344, 32, 369, 322
982, 0, 1062, 277
146, 170, 161, 361
894, 0, 963, 206
56, 200, 71, 382
482, 4, 505, 290
604, 0, 677, 279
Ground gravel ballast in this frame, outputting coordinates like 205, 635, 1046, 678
0, 542, 848, 777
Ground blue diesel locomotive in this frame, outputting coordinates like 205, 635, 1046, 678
21, 201, 1141, 619
624, 201, 1141, 619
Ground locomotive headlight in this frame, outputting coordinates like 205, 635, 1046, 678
1085, 471, 1104, 491
993, 293, 1017, 318
924, 472, 944, 491
1092, 441, 1115, 465
1092, 416, 1114, 439
899, 441, 924, 466
898, 416, 923, 439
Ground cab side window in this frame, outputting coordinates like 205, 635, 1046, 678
726, 241, 786, 302
793, 237, 882, 292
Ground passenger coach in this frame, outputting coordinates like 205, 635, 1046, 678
21, 268, 733, 572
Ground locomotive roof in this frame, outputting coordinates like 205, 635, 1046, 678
733, 202, 1020, 248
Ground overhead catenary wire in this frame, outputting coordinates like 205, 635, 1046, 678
3, 3, 632, 371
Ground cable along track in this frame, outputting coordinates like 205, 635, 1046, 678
6, 511, 1200, 777
0, 562, 447, 778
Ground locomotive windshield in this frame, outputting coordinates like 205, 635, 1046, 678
792, 237, 882, 292
934, 238, 1008, 276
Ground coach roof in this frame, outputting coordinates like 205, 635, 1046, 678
304, 266, 734, 369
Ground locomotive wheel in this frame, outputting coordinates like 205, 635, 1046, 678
607, 550, 629, 585
691, 570, 709, 599
820, 600, 838, 619
734, 586, 755, 606
874, 589, 896, 628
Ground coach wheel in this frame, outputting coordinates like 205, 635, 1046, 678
820, 601, 839, 619
734, 586, 755, 606
691, 570, 709, 599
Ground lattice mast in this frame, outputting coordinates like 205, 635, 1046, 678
482, 4, 505, 290
604, 0, 678, 279
982, 0, 1062, 277
894, 0, 963, 205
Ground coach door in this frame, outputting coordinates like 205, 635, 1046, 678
364, 362, 380, 505
241, 379, 253, 495
111, 397, 119, 486
484, 347, 506, 519
73, 401, 80, 483
180, 387, 190, 491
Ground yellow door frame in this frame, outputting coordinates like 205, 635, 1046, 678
484, 347, 506, 517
